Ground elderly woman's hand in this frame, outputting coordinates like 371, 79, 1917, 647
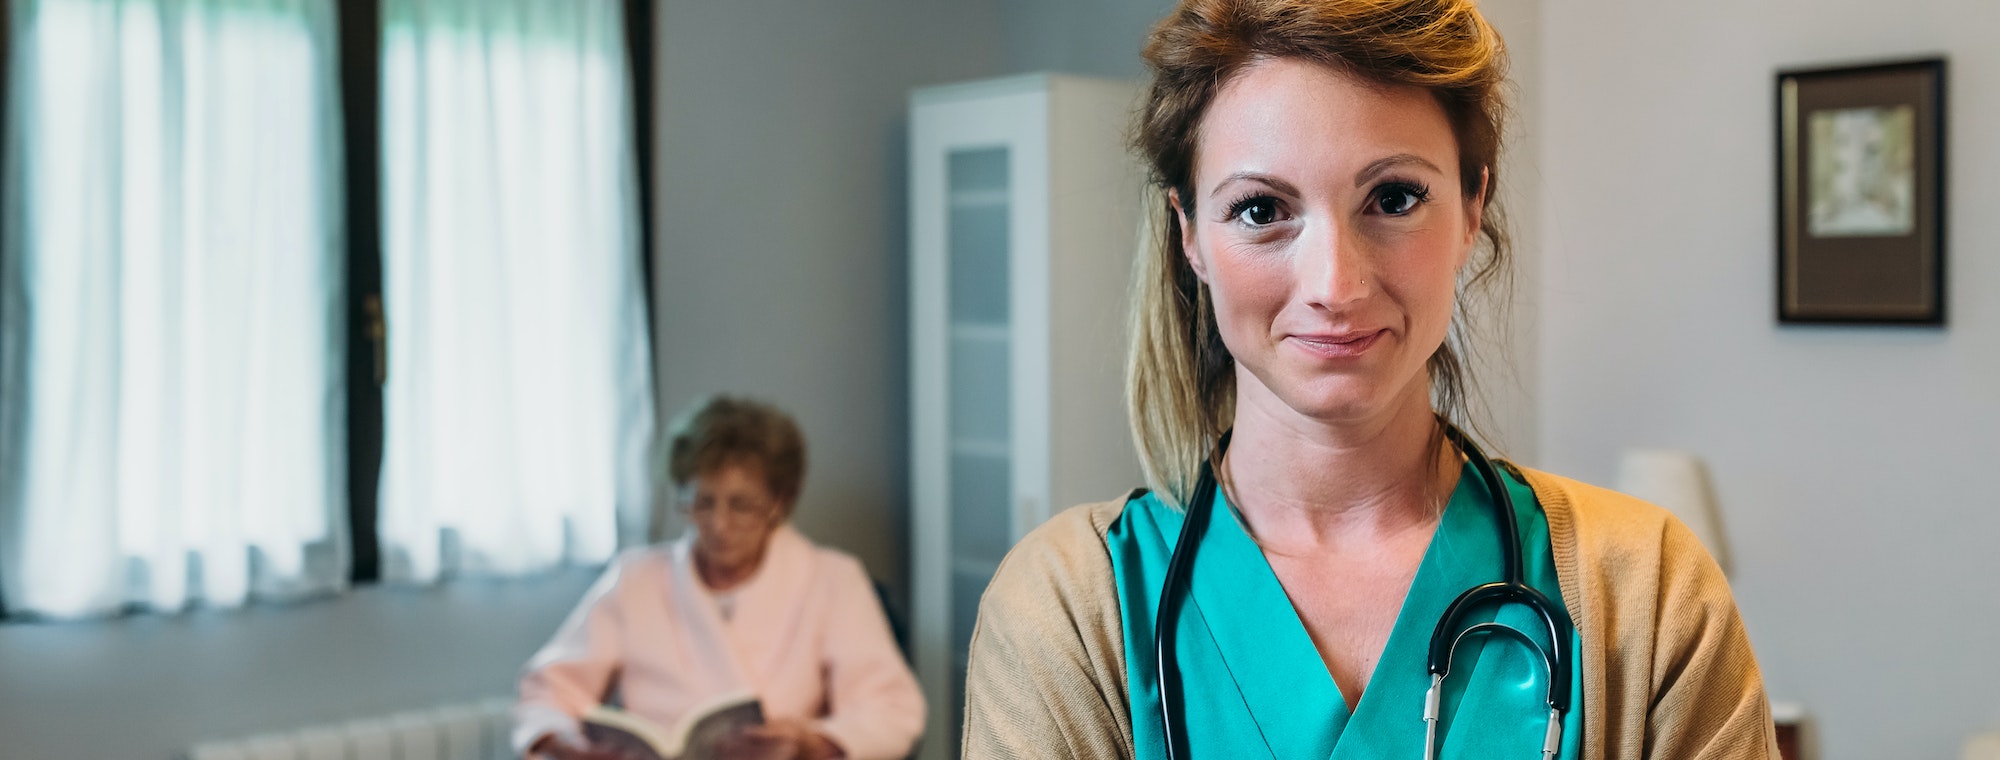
528, 732, 651, 760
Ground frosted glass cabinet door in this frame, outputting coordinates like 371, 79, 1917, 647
943, 145, 1011, 755
912, 73, 1141, 760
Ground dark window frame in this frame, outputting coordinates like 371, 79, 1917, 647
337, 0, 385, 583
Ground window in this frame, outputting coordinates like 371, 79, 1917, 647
0, 0, 346, 618
0, 0, 658, 619
374, 0, 656, 583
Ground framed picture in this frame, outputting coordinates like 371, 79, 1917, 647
1776, 58, 1945, 324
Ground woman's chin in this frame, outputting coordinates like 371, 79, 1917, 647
1298, 398, 1394, 425
698, 546, 752, 569
1267, 377, 1414, 425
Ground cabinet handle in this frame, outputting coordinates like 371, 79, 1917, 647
364, 294, 387, 385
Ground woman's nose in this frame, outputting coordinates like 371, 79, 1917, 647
1296, 221, 1371, 309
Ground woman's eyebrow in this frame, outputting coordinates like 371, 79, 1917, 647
1354, 154, 1445, 186
1208, 171, 1301, 201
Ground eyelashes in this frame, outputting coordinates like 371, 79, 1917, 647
1222, 193, 1283, 226
1216, 180, 1434, 228
1373, 181, 1432, 216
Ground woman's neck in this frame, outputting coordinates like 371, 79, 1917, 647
1222, 375, 1456, 553
694, 551, 760, 593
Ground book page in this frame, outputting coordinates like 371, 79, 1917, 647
675, 696, 765, 760
580, 711, 669, 760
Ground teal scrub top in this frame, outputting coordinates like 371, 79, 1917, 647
1107, 461, 1585, 759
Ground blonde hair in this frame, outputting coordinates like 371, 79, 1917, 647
1127, 0, 1513, 505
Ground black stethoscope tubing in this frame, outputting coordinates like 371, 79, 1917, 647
1153, 424, 1574, 760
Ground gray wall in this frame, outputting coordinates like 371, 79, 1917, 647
1534, 0, 2000, 757
1470, 0, 1544, 462
648, 0, 1006, 604
997, 0, 1169, 80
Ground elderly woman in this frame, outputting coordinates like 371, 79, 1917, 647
514, 396, 924, 760
962, 1, 1777, 759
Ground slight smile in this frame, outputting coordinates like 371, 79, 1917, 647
1286, 329, 1386, 359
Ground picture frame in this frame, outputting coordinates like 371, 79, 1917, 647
1776, 58, 1945, 325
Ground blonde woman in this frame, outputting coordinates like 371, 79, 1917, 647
962, 1, 1778, 758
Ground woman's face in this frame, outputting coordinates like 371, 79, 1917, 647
1178, 58, 1482, 427
683, 462, 785, 576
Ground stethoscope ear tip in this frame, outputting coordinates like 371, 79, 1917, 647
1542, 708, 1563, 759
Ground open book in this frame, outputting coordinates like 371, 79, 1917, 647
581, 692, 765, 760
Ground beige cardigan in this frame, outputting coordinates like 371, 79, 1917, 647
962, 467, 1780, 759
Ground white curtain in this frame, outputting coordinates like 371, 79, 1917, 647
0, 0, 346, 619
378, 0, 655, 583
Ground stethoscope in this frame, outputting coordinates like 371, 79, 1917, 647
1153, 423, 1573, 760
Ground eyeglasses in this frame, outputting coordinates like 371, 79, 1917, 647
680, 492, 779, 523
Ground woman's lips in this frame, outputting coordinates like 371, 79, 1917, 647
1287, 329, 1385, 359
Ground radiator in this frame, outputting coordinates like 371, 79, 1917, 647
183, 697, 518, 760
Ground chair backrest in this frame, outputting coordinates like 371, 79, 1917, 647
871, 580, 912, 664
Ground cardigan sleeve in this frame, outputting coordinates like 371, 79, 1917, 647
1640, 516, 1782, 759
961, 502, 1135, 760
1524, 467, 1780, 760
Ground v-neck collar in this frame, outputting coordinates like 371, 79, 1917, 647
1175, 466, 1507, 759
1326, 462, 1510, 759
1178, 488, 1348, 759
1121, 459, 1547, 760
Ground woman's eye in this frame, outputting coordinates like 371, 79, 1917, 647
1231, 197, 1281, 226
1374, 185, 1429, 216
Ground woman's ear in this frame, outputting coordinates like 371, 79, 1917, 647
1463, 167, 1489, 250
1169, 189, 1208, 282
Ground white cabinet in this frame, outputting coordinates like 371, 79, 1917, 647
907, 73, 1144, 759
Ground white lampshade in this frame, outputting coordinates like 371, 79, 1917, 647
1965, 733, 2000, 760
1615, 450, 1729, 575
